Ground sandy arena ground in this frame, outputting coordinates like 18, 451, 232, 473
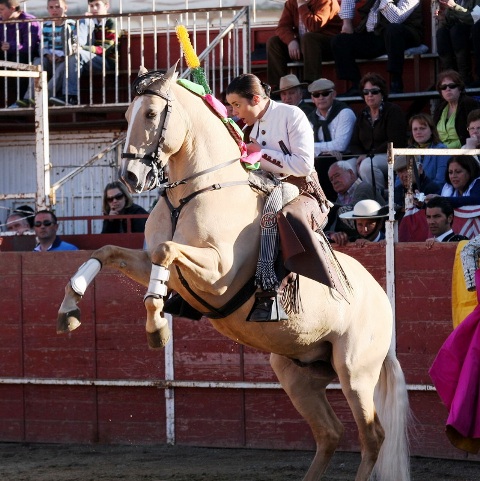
0, 442, 479, 481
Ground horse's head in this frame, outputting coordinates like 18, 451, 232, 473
121, 63, 182, 193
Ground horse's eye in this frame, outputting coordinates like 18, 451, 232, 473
146, 110, 157, 119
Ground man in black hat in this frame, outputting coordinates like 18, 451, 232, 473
273, 74, 314, 115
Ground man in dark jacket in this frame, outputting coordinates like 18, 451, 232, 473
266, 0, 342, 89
425, 197, 468, 247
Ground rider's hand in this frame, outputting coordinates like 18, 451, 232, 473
246, 138, 261, 154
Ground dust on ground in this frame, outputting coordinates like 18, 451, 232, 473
0, 442, 479, 481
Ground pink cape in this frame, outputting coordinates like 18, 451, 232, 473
429, 270, 480, 453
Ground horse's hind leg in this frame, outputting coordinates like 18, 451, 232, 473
270, 354, 343, 481
334, 359, 385, 481
57, 246, 151, 334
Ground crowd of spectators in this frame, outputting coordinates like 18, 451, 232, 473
1, 0, 117, 107
3, 0, 480, 247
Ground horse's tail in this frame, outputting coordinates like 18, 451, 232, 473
373, 350, 411, 481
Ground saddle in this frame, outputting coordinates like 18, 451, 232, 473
277, 194, 351, 301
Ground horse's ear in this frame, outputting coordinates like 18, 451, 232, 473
165, 60, 180, 82
138, 66, 148, 76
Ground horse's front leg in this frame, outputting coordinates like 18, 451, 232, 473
57, 246, 151, 334
143, 241, 228, 349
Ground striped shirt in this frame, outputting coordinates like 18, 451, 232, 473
340, 0, 420, 32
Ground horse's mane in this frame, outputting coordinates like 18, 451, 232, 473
134, 70, 244, 149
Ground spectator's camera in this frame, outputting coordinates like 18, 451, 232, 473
415, 193, 426, 202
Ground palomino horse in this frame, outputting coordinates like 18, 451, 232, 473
57, 65, 410, 481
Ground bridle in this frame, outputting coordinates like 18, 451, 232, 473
121, 70, 174, 186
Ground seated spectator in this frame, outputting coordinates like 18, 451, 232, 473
11, 204, 35, 228
11, 0, 78, 108
425, 196, 468, 248
306, 77, 356, 201
330, 199, 388, 246
433, 70, 480, 148
101, 181, 148, 234
5, 213, 33, 234
325, 160, 385, 238
407, 113, 450, 191
436, 0, 479, 85
348, 72, 407, 191
394, 155, 441, 219
50, 0, 117, 106
463, 109, 480, 160
273, 74, 314, 116
427, 155, 480, 207
33, 209, 78, 251
266, 0, 341, 90
0, 0, 40, 99
331, 0, 423, 95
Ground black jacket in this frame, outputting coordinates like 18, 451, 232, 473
102, 203, 148, 233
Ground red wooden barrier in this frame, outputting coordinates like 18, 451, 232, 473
0, 243, 478, 462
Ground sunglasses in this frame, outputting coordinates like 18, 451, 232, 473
34, 220, 53, 227
311, 90, 333, 98
107, 193, 125, 202
362, 88, 381, 95
439, 83, 458, 91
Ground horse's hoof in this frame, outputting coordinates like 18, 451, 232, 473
146, 323, 171, 349
56, 309, 82, 334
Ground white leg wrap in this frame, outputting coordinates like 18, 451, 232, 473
144, 264, 170, 300
70, 258, 102, 296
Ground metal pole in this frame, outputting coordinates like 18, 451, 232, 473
34, 67, 50, 210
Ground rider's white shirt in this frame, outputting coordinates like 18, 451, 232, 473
249, 100, 315, 178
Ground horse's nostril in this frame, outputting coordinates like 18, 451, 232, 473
126, 172, 138, 183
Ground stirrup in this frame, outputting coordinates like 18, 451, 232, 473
247, 291, 289, 322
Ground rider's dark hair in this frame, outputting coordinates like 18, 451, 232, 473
226, 74, 271, 100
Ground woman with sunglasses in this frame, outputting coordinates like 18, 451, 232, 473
433, 69, 480, 148
101, 181, 148, 234
348, 72, 407, 192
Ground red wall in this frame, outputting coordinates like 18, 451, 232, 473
0, 244, 477, 461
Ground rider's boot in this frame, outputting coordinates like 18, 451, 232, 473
247, 289, 289, 322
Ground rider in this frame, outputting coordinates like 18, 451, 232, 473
226, 73, 348, 321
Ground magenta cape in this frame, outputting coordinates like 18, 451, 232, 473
429, 270, 480, 453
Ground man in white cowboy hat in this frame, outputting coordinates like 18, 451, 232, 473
273, 74, 314, 115
266, 0, 342, 91
328, 199, 388, 246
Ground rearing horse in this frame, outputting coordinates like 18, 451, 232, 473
57, 65, 410, 481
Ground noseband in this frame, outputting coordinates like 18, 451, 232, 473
121, 71, 174, 186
